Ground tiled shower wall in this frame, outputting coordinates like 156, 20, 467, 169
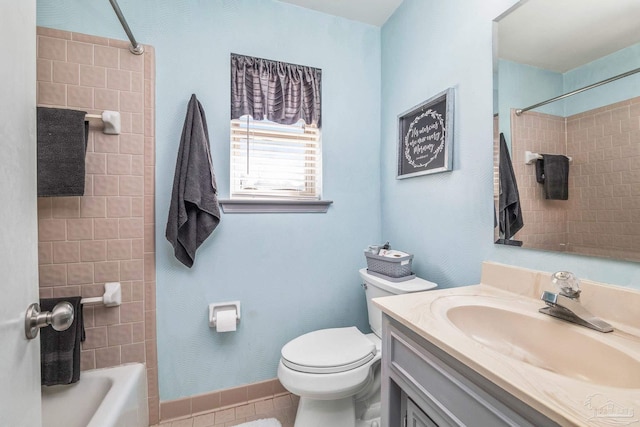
510, 110, 568, 251
565, 97, 640, 260
510, 97, 640, 261
35, 27, 159, 423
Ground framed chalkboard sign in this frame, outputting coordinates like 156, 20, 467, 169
397, 88, 454, 179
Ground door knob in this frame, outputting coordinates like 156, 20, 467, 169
24, 301, 74, 340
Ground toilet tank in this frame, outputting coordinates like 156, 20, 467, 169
359, 268, 437, 337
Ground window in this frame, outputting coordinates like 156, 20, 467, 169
221, 53, 331, 212
230, 116, 321, 200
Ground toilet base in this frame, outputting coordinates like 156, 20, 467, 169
356, 401, 381, 426
293, 398, 382, 427
356, 417, 381, 427
290, 358, 382, 427
294, 397, 355, 427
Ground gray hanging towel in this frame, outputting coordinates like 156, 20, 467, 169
37, 107, 89, 197
539, 154, 569, 200
498, 133, 524, 240
166, 94, 221, 268
40, 296, 84, 386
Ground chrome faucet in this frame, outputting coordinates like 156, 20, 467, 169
539, 271, 613, 333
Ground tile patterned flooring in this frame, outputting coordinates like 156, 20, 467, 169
153, 394, 299, 427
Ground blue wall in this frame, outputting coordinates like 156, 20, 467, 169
380, 0, 517, 288
37, 0, 381, 400
380, 0, 640, 290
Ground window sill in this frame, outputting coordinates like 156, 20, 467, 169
218, 199, 333, 214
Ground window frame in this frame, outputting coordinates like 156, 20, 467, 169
229, 116, 322, 200
219, 116, 332, 214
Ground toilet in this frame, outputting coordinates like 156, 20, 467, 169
277, 268, 437, 427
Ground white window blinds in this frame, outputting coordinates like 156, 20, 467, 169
230, 116, 321, 200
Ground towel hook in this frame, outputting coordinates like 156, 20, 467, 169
24, 302, 74, 340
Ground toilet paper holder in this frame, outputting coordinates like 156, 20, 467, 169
208, 301, 241, 328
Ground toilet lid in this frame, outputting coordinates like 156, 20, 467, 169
281, 327, 376, 374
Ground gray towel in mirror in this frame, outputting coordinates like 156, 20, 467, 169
37, 107, 88, 197
498, 133, 523, 240
540, 154, 569, 200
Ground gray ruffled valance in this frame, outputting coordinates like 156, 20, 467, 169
231, 53, 322, 127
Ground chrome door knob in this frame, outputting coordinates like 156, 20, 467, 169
24, 301, 74, 340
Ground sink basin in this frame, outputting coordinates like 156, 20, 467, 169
446, 304, 640, 388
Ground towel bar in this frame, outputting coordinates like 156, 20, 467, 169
525, 150, 572, 165
85, 110, 121, 135
81, 282, 121, 307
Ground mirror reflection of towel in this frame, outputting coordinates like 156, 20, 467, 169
539, 154, 569, 200
498, 133, 523, 239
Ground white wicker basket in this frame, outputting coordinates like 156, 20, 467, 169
364, 251, 413, 279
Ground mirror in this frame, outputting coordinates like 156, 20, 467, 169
493, 0, 640, 262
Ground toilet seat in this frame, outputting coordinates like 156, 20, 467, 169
281, 327, 376, 374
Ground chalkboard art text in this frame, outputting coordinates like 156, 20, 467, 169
397, 88, 454, 179
404, 109, 445, 168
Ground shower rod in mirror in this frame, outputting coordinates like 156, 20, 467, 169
516, 65, 640, 115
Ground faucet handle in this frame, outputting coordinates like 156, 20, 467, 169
552, 271, 581, 298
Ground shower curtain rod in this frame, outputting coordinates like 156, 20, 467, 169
108, 0, 144, 55
515, 65, 640, 116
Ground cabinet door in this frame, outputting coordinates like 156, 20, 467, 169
383, 316, 560, 427
407, 398, 439, 427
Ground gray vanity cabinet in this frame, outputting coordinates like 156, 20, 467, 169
405, 396, 438, 427
381, 315, 560, 427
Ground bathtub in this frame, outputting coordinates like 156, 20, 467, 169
42, 363, 148, 427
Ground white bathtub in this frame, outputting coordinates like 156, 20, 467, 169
42, 363, 148, 427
